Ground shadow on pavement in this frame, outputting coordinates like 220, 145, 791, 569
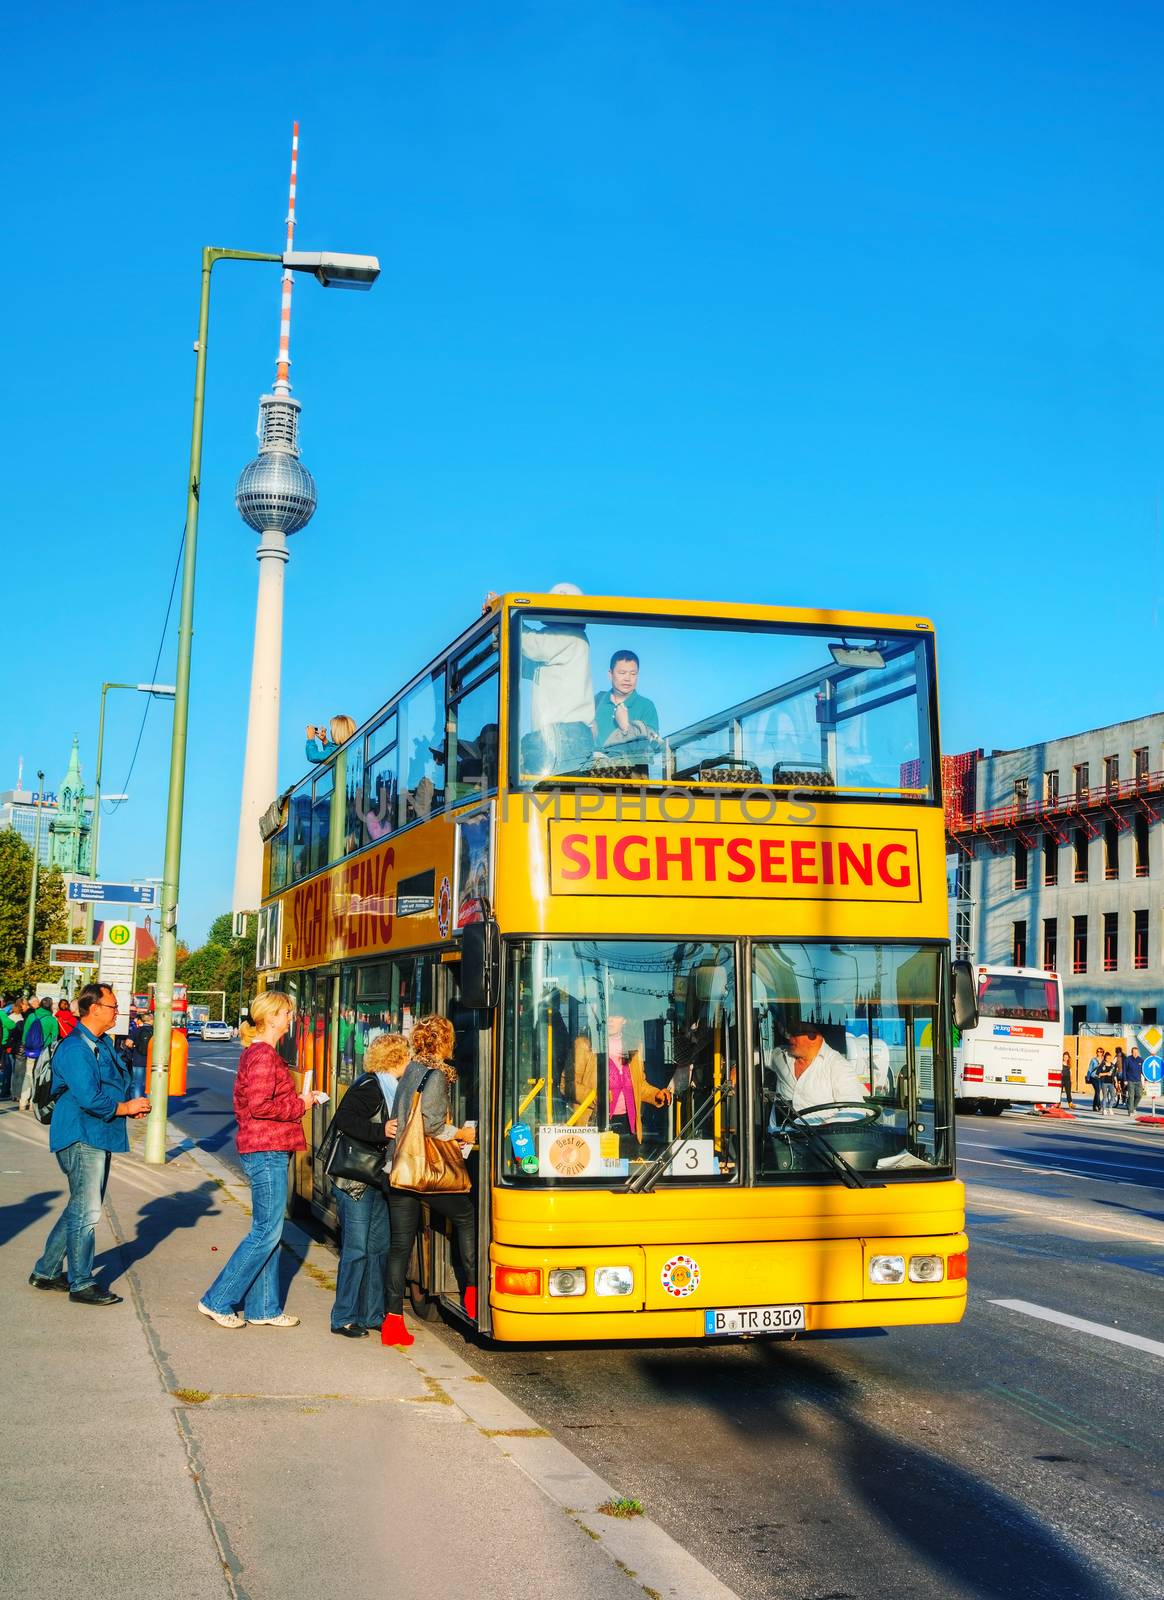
97, 1181, 222, 1284
636, 1341, 1119, 1600
0, 1191, 57, 1250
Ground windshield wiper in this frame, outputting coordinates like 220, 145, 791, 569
622, 1082, 734, 1194
772, 1107, 882, 1190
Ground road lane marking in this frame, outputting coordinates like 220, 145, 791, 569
990, 1298, 1164, 1359
969, 1193, 1164, 1244
959, 1158, 1112, 1184
961, 1141, 1164, 1176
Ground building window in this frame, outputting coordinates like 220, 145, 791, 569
1072, 915, 1087, 974
1012, 920, 1027, 968
1104, 754, 1119, 790
1043, 917, 1058, 971
1013, 776, 1029, 806
1044, 770, 1059, 805
1014, 840, 1028, 889
1134, 746, 1149, 783
1074, 762, 1089, 796
1104, 820, 1120, 881
1102, 912, 1118, 972
1044, 838, 1059, 886
1106, 1006, 1123, 1025
1134, 909, 1149, 971
1144, 1007, 1159, 1026
1070, 1003, 1088, 1034
1074, 829, 1089, 883
1135, 815, 1150, 877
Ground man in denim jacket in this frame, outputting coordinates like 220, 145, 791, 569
30, 982, 150, 1305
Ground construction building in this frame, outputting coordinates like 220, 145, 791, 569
945, 713, 1163, 1031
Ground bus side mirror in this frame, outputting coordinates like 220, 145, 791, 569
952, 960, 978, 1033
461, 918, 501, 1010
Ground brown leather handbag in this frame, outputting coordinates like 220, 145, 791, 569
389, 1072, 470, 1195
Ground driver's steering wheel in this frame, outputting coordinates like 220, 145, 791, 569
778, 1100, 882, 1129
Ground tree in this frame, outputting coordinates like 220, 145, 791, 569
0, 832, 69, 992
174, 912, 256, 1021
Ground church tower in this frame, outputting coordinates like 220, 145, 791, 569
49, 736, 92, 874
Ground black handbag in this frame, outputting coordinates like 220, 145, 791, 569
323, 1127, 386, 1185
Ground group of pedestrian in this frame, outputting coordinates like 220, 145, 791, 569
1082, 1045, 1146, 1116
196, 994, 476, 1344
2, 993, 76, 1109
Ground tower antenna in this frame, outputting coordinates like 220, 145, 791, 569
274, 121, 299, 396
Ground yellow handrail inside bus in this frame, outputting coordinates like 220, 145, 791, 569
504, 1078, 546, 1136
566, 1090, 596, 1127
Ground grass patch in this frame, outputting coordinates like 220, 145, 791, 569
172, 1388, 211, 1405
597, 1497, 644, 1519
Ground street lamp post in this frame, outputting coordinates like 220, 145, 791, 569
144, 245, 379, 1165
23, 770, 46, 976
86, 681, 176, 943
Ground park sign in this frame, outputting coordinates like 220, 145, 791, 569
68, 880, 159, 906
49, 943, 100, 968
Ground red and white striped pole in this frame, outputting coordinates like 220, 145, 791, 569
273, 121, 299, 395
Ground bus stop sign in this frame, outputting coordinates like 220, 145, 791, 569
1142, 1055, 1163, 1098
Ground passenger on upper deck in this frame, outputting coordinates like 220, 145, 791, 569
594, 650, 661, 761
305, 714, 356, 763
766, 1019, 869, 1123
520, 582, 595, 776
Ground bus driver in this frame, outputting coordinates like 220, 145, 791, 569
767, 1019, 868, 1122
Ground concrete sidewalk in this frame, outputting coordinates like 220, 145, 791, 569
0, 1105, 737, 1600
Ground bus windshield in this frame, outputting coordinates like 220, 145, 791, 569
753, 941, 951, 1179
976, 973, 1060, 1022
503, 938, 739, 1185
513, 611, 933, 797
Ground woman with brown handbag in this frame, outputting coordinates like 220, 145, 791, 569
381, 1015, 477, 1348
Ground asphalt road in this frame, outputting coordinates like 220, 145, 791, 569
169, 1038, 245, 1173
175, 1052, 1164, 1599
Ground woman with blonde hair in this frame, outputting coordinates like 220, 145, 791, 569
381, 1015, 477, 1348
328, 1033, 409, 1338
198, 991, 326, 1330
305, 714, 357, 763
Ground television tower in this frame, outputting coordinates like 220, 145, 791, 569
231, 123, 317, 917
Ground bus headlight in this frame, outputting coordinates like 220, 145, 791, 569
868, 1255, 905, 1285
548, 1268, 587, 1297
908, 1255, 945, 1283
594, 1266, 634, 1297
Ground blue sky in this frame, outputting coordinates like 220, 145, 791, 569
4, 2, 1162, 945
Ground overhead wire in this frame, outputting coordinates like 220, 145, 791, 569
102, 523, 185, 816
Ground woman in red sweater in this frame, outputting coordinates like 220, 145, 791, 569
198, 991, 326, 1329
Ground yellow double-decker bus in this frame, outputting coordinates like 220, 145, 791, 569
256, 591, 969, 1342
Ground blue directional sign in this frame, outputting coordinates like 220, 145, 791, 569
67, 880, 158, 906
1142, 1055, 1163, 1085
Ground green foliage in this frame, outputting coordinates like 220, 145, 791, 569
175, 911, 256, 1018
0, 832, 69, 992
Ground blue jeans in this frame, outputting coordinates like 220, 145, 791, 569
201, 1150, 290, 1320
132, 1064, 147, 1098
35, 1143, 112, 1292
332, 1185, 390, 1329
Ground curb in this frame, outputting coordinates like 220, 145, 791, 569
167, 1129, 741, 1600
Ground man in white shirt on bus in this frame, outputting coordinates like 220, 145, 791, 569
768, 1019, 869, 1124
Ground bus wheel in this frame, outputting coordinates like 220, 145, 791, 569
407, 1236, 442, 1322
982, 1101, 1006, 1116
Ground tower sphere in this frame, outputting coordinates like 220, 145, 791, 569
234, 393, 317, 536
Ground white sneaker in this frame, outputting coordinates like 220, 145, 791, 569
248, 1313, 300, 1327
198, 1301, 246, 1329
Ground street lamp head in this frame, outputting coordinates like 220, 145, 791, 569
138, 684, 176, 697
282, 250, 380, 289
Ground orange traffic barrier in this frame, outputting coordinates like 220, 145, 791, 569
145, 1029, 188, 1097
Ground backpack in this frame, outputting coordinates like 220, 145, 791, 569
24, 1015, 44, 1055
31, 1040, 61, 1124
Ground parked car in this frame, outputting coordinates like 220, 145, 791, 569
202, 1020, 232, 1042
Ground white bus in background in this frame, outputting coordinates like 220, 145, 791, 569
952, 963, 1064, 1115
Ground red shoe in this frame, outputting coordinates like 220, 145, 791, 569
380, 1312, 414, 1348
463, 1286, 477, 1320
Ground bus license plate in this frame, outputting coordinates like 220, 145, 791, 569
705, 1304, 806, 1337
1006, 1075, 1026, 1083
